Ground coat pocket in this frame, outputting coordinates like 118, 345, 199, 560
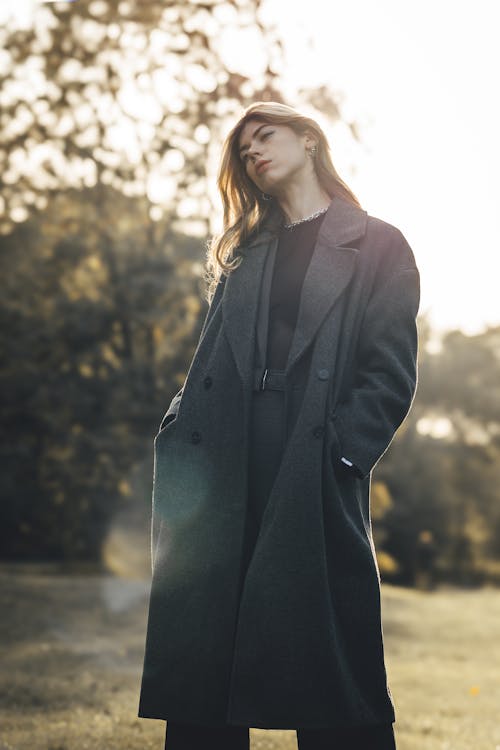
326, 413, 342, 464
326, 414, 357, 484
158, 411, 177, 433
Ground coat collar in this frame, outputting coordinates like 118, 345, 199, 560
222, 196, 368, 384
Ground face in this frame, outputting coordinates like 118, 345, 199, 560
237, 119, 314, 194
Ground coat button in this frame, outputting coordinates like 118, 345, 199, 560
313, 425, 324, 438
317, 368, 330, 380
191, 431, 202, 444
203, 376, 213, 389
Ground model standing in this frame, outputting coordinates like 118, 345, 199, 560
138, 101, 420, 750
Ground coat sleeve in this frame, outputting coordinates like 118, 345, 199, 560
330, 261, 420, 480
157, 274, 227, 431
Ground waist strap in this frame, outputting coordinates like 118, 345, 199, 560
253, 368, 287, 391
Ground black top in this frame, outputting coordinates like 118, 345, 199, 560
266, 212, 326, 370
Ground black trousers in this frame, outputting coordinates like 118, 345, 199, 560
240, 385, 289, 582
164, 720, 397, 749
164, 380, 397, 749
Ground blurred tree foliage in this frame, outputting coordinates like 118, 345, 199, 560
375, 322, 500, 587
0, 0, 288, 234
0, 0, 345, 561
0, 186, 207, 559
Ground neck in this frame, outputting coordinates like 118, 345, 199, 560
274, 174, 331, 225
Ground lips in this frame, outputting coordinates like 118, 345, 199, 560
255, 160, 271, 174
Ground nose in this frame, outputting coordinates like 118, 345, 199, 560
246, 142, 262, 163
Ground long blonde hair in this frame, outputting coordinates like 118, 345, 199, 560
205, 101, 361, 302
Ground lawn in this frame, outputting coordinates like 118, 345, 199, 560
0, 566, 498, 750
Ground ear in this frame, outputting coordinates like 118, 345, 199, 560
303, 130, 317, 149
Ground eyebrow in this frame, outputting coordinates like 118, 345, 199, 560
238, 123, 270, 156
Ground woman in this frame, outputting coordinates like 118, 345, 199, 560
138, 101, 420, 750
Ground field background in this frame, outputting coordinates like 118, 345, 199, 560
1, 566, 499, 750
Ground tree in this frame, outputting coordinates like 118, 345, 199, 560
0, 0, 288, 235
0, 0, 349, 561
376, 323, 500, 585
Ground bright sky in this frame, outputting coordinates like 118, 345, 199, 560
263, 0, 500, 334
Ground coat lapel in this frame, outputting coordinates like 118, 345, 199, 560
285, 197, 368, 373
222, 209, 281, 387
222, 196, 368, 383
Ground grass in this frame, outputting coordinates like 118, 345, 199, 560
380, 584, 500, 750
0, 566, 499, 749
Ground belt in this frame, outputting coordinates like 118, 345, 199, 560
253, 367, 287, 391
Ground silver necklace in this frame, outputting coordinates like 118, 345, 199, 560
283, 206, 328, 230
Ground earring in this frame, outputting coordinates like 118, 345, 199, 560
309, 145, 318, 158
261, 192, 273, 201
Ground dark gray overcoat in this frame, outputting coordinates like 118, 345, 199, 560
138, 196, 420, 729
